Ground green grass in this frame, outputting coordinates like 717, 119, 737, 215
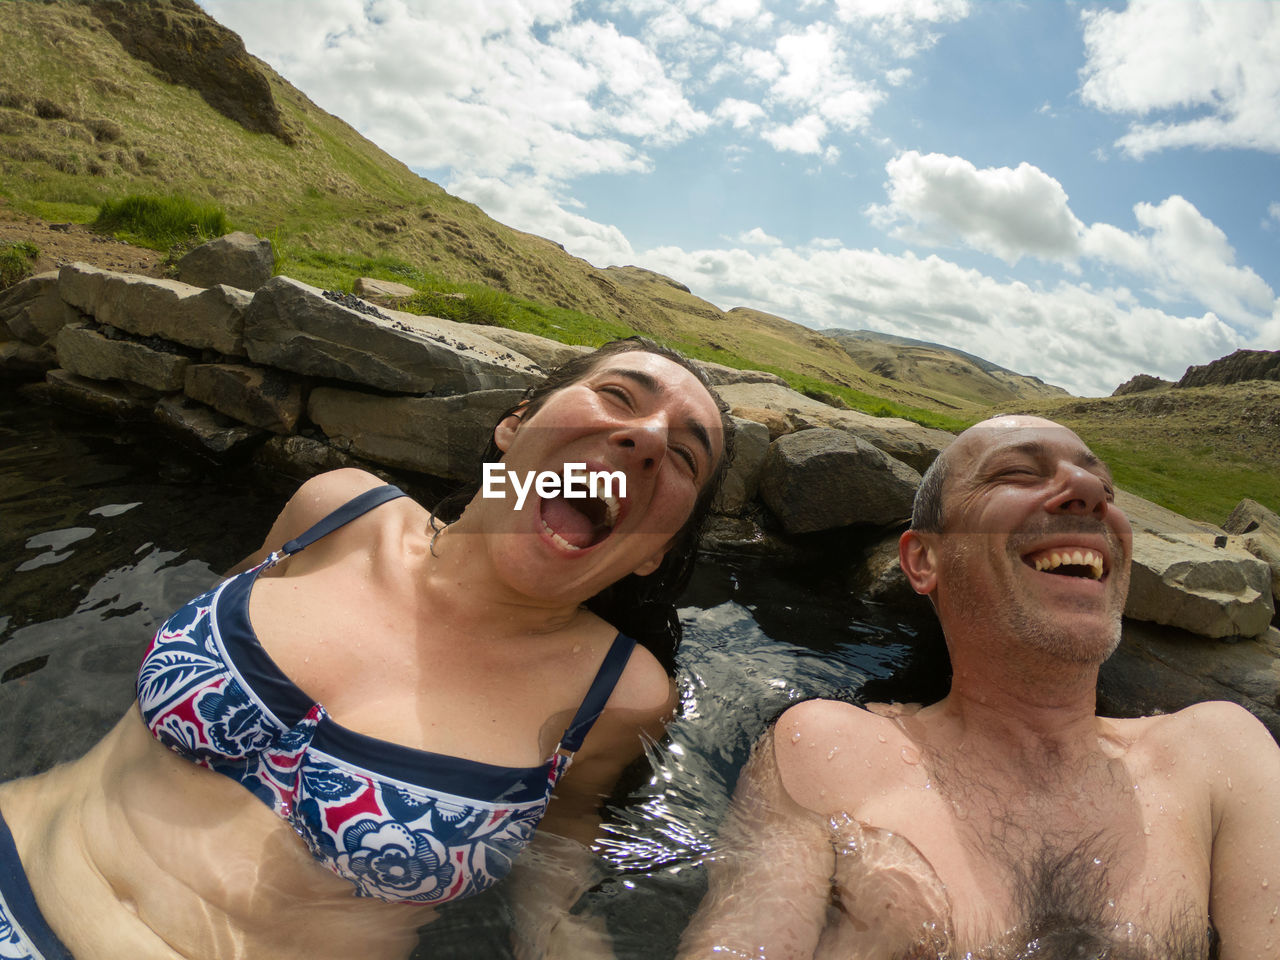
93, 194, 230, 251
1089, 439, 1280, 525
0, 240, 38, 287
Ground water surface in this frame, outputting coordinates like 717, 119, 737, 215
0, 389, 943, 958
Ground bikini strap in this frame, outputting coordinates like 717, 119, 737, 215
281, 484, 407, 555
558, 632, 638, 754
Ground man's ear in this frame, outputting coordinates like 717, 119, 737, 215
493, 404, 528, 453
899, 529, 939, 596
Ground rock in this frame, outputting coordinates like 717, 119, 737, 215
308, 386, 525, 480
0, 271, 68, 346
253, 435, 370, 481
693, 361, 788, 388
243, 277, 542, 394
713, 416, 770, 515
184, 363, 306, 435
153, 395, 265, 458
759, 428, 921, 535
476, 327, 592, 372
59, 263, 250, 356
1177, 348, 1280, 389
353, 277, 416, 301
1099, 621, 1280, 742
173, 232, 275, 292
1112, 373, 1171, 396
44, 369, 156, 420
1120, 490, 1274, 639
714, 381, 952, 473
0, 341, 56, 380
84, 0, 295, 144
1224, 499, 1280, 607
698, 513, 806, 561
56, 324, 190, 392
848, 531, 925, 611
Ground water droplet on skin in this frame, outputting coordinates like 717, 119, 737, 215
1227, 777, 1233, 790
1264, 878, 1270, 889
1106, 899, 1116, 909
827, 746, 839, 760
1143, 825, 1152, 836
901, 745, 921, 764
952, 800, 968, 821
876, 733, 887, 743
791, 731, 802, 743
1093, 858, 1103, 866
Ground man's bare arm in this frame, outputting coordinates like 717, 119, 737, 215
677, 726, 835, 960
1203, 701, 1280, 959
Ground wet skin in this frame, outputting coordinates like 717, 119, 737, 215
678, 417, 1280, 960
0, 352, 727, 960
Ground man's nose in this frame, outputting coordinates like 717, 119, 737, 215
610, 414, 668, 471
1047, 462, 1108, 517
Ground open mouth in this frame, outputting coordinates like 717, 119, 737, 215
1024, 547, 1105, 581
539, 492, 621, 551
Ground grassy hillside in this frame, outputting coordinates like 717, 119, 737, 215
1, 0, 1275, 523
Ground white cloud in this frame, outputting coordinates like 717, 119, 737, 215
1082, 196, 1276, 327
762, 114, 829, 155
866, 152, 1277, 330
634, 241, 1239, 396
866, 151, 1085, 264
737, 227, 782, 246
1080, 0, 1280, 156
1265, 202, 1280, 230
833, 0, 971, 57
714, 98, 767, 129
448, 173, 636, 268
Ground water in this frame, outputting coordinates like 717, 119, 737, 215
0, 388, 946, 958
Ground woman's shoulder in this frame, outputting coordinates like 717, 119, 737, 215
228, 469, 411, 574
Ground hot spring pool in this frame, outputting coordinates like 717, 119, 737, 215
0, 389, 945, 958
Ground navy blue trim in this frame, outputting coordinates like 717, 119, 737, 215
560, 633, 637, 752
282, 484, 406, 555
0, 807, 75, 960
216, 570, 316, 726
312, 721, 553, 804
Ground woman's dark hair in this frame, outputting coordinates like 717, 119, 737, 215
434, 337, 735, 674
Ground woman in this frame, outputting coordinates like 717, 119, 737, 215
0, 338, 732, 960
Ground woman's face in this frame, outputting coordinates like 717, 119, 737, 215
484, 351, 725, 601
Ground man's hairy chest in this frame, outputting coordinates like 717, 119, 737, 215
821, 748, 1213, 960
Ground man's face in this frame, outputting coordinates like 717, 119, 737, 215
929, 416, 1133, 663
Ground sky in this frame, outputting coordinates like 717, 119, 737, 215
196, 0, 1280, 397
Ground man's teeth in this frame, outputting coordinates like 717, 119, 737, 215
602, 493, 620, 527
1033, 549, 1104, 580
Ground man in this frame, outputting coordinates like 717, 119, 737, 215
678, 416, 1280, 959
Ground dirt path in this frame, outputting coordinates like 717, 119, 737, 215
0, 199, 165, 279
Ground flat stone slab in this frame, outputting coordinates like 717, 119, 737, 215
308, 386, 525, 480
184, 362, 305, 434
44, 368, 155, 420
59, 262, 250, 356
56, 324, 190, 392
243, 277, 542, 394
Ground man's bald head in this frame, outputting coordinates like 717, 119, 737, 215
911, 415, 1087, 534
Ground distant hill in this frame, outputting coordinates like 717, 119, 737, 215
824, 329, 1068, 406
0, 0, 1072, 425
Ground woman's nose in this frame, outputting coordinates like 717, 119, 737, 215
610, 415, 668, 471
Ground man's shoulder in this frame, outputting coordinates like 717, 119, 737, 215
770, 699, 917, 815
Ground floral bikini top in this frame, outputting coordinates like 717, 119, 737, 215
136, 485, 636, 904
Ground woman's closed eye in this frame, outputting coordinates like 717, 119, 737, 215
598, 384, 634, 408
